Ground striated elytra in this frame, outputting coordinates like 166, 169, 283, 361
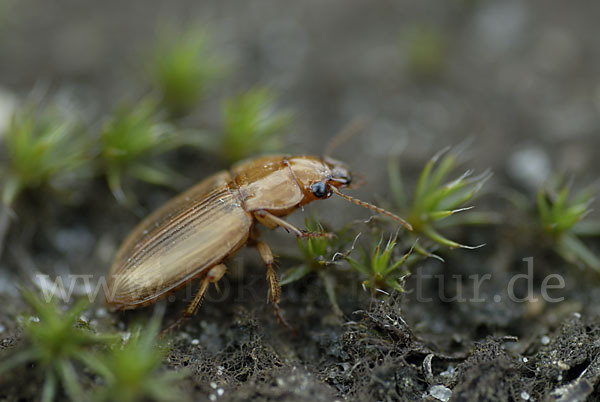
106, 155, 411, 329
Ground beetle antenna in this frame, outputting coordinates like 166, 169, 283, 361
325, 117, 370, 157
330, 186, 412, 231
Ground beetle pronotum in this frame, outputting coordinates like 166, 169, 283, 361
106, 154, 411, 329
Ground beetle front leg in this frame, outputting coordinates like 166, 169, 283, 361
163, 264, 226, 333
254, 210, 333, 239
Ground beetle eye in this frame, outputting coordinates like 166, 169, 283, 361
311, 181, 328, 198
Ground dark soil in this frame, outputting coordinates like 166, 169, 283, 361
2, 1, 600, 401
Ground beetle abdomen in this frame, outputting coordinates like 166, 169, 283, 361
107, 172, 252, 309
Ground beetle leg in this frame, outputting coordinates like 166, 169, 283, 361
186, 264, 226, 316
256, 241, 281, 304
254, 210, 333, 238
255, 240, 295, 329
163, 264, 226, 332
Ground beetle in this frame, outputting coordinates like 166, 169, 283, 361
106, 154, 411, 329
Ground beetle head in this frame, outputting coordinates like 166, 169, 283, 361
288, 156, 352, 203
288, 155, 412, 230
324, 156, 353, 188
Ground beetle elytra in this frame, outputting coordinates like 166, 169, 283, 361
106, 155, 411, 329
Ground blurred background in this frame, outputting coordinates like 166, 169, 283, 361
1, 0, 600, 329
1, 0, 598, 179
2, 0, 599, 265
1, 1, 600, 400
0, 0, 599, 311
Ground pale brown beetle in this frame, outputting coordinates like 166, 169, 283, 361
106, 155, 411, 328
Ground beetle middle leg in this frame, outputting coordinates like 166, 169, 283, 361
163, 264, 226, 333
254, 240, 294, 329
254, 210, 333, 238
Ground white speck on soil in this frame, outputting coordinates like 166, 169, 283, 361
429, 385, 452, 402
541, 335, 550, 345
440, 365, 455, 377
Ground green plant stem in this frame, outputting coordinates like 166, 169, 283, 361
558, 233, 600, 272
58, 359, 85, 402
573, 220, 600, 237
318, 270, 343, 316
41, 369, 57, 402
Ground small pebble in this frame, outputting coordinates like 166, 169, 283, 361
541, 335, 550, 345
440, 365, 455, 377
521, 390, 530, 400
430, 385, 452, 402
191, 338, 200, 346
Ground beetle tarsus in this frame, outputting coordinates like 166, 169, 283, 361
265, 264, 282, 305
272, 302, 296, 333
255, 240, 295, 331
161, 315, 189, 335
256, 241, 281, 303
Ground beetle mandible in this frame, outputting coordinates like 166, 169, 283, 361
106, 154, 411, 328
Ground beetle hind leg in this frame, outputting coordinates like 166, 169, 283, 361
163, 264, 227, 333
